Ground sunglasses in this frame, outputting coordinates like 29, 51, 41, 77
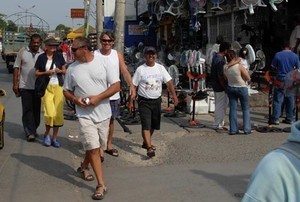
71, 45, 85, 52
101, 39, 113, 43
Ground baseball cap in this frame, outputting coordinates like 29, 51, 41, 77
143, 46, 157, 54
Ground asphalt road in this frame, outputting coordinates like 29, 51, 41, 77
0, 58, 290, 202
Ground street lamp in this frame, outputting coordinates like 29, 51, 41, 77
17, 5, 35, 28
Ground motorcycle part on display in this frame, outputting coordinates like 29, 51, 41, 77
210, 0, 225, 11
164, 0, 185, 16
241, 0, 259, 14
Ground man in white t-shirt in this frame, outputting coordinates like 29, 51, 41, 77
94, 31, 135, 160
63, 37, 120, 200
129, 46, 178, 158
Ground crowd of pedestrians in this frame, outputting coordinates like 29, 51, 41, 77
11, 24, 300, 200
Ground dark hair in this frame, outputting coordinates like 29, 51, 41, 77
74, 36, 92, 51
281, 39, 291, 49
100, 31, 115, 41
219, 41, 231, 52
30, 34, 42, 42
226, 50, 237, 62
239, 48, 248, 58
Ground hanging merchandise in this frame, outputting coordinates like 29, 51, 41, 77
164, 0, 185, 17
268, 0, 284, 12
168, 65, 180, 87
245, 44, 256, 64
190, 0, 206, 15
241, 0, 259, 14
210, 0, 225, 11
154, 0, 166, 21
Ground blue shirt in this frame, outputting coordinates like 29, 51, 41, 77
271, 50, 300, 82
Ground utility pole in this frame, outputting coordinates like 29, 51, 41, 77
84, 0, 91, 37
96, 0, 103, 48
114, 0, 126, 54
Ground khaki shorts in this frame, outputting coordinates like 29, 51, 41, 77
78, 117, 110, 151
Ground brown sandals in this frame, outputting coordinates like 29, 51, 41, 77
147, 147, 155, 158
77, 163, 94, 181
92, 184, 107, 200
142, 142, 156, 151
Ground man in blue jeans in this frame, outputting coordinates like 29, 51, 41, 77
271, 40, 300, 125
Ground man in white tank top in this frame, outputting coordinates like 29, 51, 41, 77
94, 31, 135, 159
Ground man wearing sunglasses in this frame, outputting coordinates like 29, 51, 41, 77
63, 36, 120, 200
94, 31, 135, 159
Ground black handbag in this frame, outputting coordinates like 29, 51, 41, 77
35, 61, 54, 98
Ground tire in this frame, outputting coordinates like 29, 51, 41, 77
0, 111, 5, 150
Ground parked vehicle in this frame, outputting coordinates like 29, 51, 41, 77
0, 89, 6, 149
1, 31, 30, 73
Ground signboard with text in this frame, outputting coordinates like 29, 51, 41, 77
128, 25, 144, 35
71, 8, 85, 18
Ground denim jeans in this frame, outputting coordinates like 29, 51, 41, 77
20, 89, 41, 136
227, 86, 251, 134
272, 86, 294, 122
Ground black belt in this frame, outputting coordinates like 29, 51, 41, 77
138, 95, 161, 101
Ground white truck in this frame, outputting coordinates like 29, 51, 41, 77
1, 31, 30, 73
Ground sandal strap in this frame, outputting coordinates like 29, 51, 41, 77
96, 184, 107, 192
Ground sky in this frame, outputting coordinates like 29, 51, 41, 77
0, 0, 97, 31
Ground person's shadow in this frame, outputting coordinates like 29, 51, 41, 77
190, 169, 250, 199
11, 153, 93, 192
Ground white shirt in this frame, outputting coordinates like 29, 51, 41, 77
94, 49, 120, 100
63, 55, 120, 122
132, 62, 171, 99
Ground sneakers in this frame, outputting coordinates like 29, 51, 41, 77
270, 120, 280, 125
282, 119, 293, 124
27, 134, 36, 142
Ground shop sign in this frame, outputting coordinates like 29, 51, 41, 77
128, 25, 144, 35
71, 8, 85, 18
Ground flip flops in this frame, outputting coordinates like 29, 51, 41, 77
105, 148, 119, 157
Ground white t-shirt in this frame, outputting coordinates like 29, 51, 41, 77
63, 55, 120, 122
94, 49, 120, 100
14, 47, 43, 89
45, 60, 59, 85
132, 62, 172, 99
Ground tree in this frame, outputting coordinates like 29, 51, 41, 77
55, 24, 72, 38
6, 20, 17, 32
0, 13, 7, 32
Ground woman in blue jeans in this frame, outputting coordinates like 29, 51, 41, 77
224, 50, 251, 135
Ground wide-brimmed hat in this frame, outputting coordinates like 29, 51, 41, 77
44, 38, 60, 46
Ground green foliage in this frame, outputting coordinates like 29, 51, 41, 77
0, 13, 7, 32
6, 20, 18, 32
